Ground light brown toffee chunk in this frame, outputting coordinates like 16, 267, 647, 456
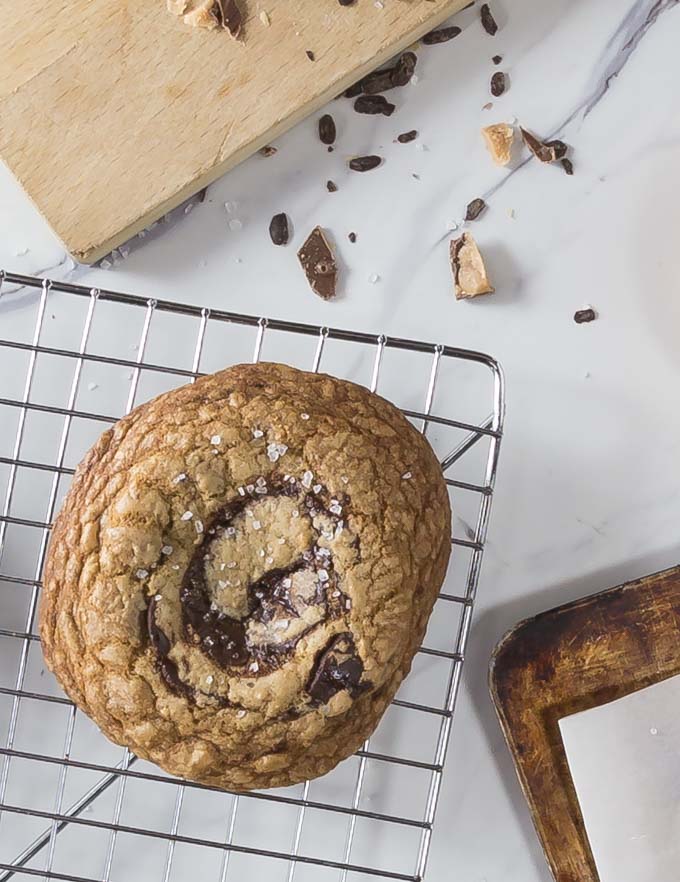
482, 123, 515, 166
168, 0, 242, 36
40, 363, 451, 791
450, 233, 494, 300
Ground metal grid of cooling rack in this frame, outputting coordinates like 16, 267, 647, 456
0, 270, 504, 882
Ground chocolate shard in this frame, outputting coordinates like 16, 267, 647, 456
464, 197, 487, 221
521, 128, 570, 164
481, 123, 515, 166
561, 157, 574, 176
298, 227, 338, 300
490, 71, 506, 97
338, 0, 356, 4
213, 0, 242, 37
326, 180, 338, 192
480, 3, 498, 35
450, 233, 494, 300
492, 54, 503, 65
574, 308, 596, 324
318, 114, 337, 145
269, 213, 289, 246
354, 95, 396, 116
259, 145, 277, 157
349, 155, 381, 172
422, 26, 461, 45
307, 633, 366, 703
352, 51, 418, 96
348, 232, 357, 243
397, 129, 418, 143
306, 50, 316, 61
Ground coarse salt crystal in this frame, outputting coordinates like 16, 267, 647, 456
256, 476, 267, 488
332, 590, 341, 598
237, 709, 247, 718
266, 556, 273, 565
173, 473, 187, 484
316, 547, 330, 558
282, 577, 292, 588
300, 413, 310, 420
302, 470, 313, 488
267, 442, 285, 462
220, 562, 227, 570
171, 564, 180, 570
211, 434, 221, 445
345, 598, 352, 609
341, 476, 349, 484
206, 675, 214, 685
195, 519, 204, 533
135, 569, 149, 579
226, 527, 236, 537
329, 501, 342, 515
402, 471, 412, 480
249, 661, 259, 672
227, 561, 237, 569
218, 580, 228, 589
278, 537, 286, 545
161, 545, 173, 555
238, 487, 246, 496
275, 619, 289, 630
252, 520, 262, 531
292, 510, 300, 518
246, 484, 255, 494
313, 484, 322, 494
318, 569, 329, 583
87, 382, 98, 391
181, 511, 193, 521
259, 549, 265, 557
252, 428, 264, 438
154, 593, 163, 601
228, 218, 243, 232
367, 273, 380, 284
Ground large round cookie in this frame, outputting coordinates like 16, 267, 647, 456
40, 363, 451, 790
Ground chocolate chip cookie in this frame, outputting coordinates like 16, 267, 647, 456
40, 363, 451, 790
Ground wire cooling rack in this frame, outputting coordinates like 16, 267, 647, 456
0, 270, 504, 882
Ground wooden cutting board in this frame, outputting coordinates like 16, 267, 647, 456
0, 0, 467, 263
490, 565, 680, 882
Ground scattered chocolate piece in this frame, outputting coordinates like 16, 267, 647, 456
348, 232, 357, 243
521, 128, 570, 163
306, 50, 315, 61
269, 213, 289, 246
327, 146, 334, 153
349, 155, 382, 172
344, 81, 364, 99
298, 227, 338, 300
326, 180, 338, 192
492, 54, 503, 64
354, 95, 395, 116
450, 233, 494, 300
561, 157, 574, 176
482, 102, 493, 111
338, 0, 356, 4
481, 123, 515, 166
259, 145, 277, 157
397, 129, 418, 143
307, 634, 365, 703
422, 26, 462, 44
212, 0, 242, 36
480, 3, 498, 35
574, 308, 596, 324
196, 187, 208, 203
490, 71, 506, 97
349, 52, 418, 96
464, 197, 487, 221
318, 114, 337, 145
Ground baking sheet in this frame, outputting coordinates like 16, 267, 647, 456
559, 674, 680, 882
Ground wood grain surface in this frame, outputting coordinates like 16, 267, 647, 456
490, 565, 680, 882
0, 0, 467, 263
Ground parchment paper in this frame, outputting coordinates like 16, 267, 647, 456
559, 675, 680, 882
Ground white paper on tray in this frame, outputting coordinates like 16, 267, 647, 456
559, 674, 680, 882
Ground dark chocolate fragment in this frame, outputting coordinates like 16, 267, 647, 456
464, 197, 487, 221
212, 0, 242, 37
307, 633, 366, 703
349, 155, 382, 172
306, 50, 315, 61
354, 95, 395, 116
196, 187, 208, 203
318, 114, 337, 145
574, 308, 596, 324
259, 145, 277, 157
338, 0, 355, 4
348, 232, 357, 243
521, 128, 570, 164
326, 180, 338, 192
480, 3, 498, 35
298, 227, 338, 300
490, 71, 506, 97
422, 26, 461, 44
396, 129, 418, 143
561, 157, 574, 176
352, 51, 418, 96
269, 213, 289, 246
492, 54, 503, 64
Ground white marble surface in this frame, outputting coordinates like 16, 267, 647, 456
3, 0, 680, 879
